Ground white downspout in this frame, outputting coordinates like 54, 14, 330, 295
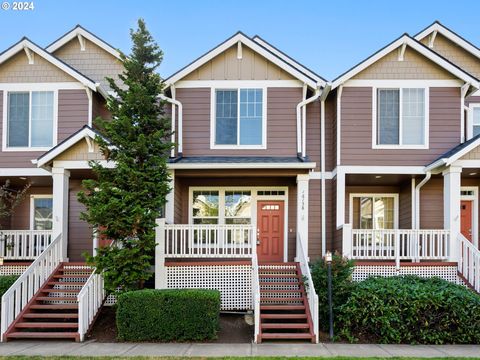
320, 83, 332, 256
297, 86, 322, 158
414, 172, 431, 229
159, 90, 183, 157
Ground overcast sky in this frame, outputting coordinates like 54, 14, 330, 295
0, 0, 479, 80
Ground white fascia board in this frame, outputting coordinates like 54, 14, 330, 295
331, 35, 480, 90
36, 127, 98, 168
46, 27, 121, 60
168, 162, 317, 170
0, 168, 51, 176
165, 33, 318, 88
426, 138, 480, 171
415, 22, 480, 61
0, 39, 97, 91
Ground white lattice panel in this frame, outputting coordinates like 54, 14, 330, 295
0, 265, 28, 276
166, 264, 252, 310
353, 265, 464, 285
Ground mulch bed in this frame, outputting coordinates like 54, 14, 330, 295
87, 307, 254, 343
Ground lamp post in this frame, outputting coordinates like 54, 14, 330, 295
325, 251, 334, 340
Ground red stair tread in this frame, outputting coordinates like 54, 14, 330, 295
23, 313, 78, 319
261, 323, 310, 329
260, 297, 304, 302
260, 305, 305, 310
261, 333, 314, 339
36, 296, 76, 301
15, 322, 78, 328
41, 289, 80, 293
6, 332, 79, 339
261, 313, 307, 319
30, 304, 78, 310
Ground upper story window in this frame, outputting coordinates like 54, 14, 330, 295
212, 88, 266, 149
4, 91, 56, 151
470, 104, 480, 138
374, 87, 428, 149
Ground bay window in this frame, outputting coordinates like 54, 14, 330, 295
375, 87, 428, 148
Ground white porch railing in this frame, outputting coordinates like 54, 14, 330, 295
78, 271, 106, 342
297, 233, 319, 343
164, 224, 255, 258
252, 251, 261, 343
0, 233, 63, 341
458, 233, 480, 293
346, 227, 450, 266
0, 230, 52, 260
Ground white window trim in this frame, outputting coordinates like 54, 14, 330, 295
461, 186, 479, 249
349, 193, 399, 229
188, 186, 288, 262
2, 87, 59, 152
371, 86, 429, 150
210, 86, 267, 150
30, 194, 53, 230
467, 103, 480, 140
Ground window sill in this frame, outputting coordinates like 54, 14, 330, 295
2, 146, 53, 152
372, 144, 429, 150
210, 145, 267, 150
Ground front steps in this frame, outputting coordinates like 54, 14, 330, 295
257, 262, 315, 343
5, 262, 91, 342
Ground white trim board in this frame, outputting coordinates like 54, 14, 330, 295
331, 34, 479, 90
175, 80, 304, 88
188, 186, 290, 262
345, 79, 464, 87
0, 168, 50, 176
460, 186, 479, 249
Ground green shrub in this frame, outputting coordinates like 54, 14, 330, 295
310, 254, 355, 332
337, 276, 480, 344
116, 288, 221, 341
0, 275, 18, 298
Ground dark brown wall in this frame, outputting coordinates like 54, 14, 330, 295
92, 92, 110, 122
11, 186, 52, 230
399, 180, 412, 229
68, 179, 93, 262
309, 180, 321, 258
341, 87, 461, 165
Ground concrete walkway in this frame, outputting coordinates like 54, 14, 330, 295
0, 341, 480, 357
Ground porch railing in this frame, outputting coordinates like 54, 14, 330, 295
0, 230, 53, 260
164, 224, 255, 258
458, 233, 480, 292
345, 226, 450, 266
78, 271, 106, 342
252, 251, 261, 343
1, 233, 63, 341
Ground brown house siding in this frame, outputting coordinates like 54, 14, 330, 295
419, 177, 444, 229
309, 180, 321, 258
177, 87, 301, 157
68, 179, 92, 262
399, 181, 412, 229
58, 90, 89, 142
11, 186, 52, 230
341, 87, 461, 166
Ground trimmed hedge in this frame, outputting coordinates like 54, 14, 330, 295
0, 275, 18, 298
337, 276, 480, 344
116, 288, 221, 341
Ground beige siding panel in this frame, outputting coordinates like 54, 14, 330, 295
460, 145, 480, 160
54, 139, 104, 162
68, 179, 93, 261
53, 38, 124, 91
341, 87, 461, 165
0, 51, 76, 83
353, 46, 455, 80
419, 178, 443, 229
421, 34, 480, 79
183, 45, 295, 81
178, 87, 300, 157
58, 90, 89, 142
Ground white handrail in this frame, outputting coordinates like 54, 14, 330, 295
458, 233, 480, 293
78, 271, 105, 341
0, 233, 63, 341
297, 233, 319, 343
0, 230, 52, 260
252, 250, 260, 343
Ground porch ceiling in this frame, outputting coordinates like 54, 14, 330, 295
346, 173, 415, 186
462, 168, 480, 179
0, 176, 51, 187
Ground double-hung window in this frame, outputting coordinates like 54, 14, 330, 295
31, 196, 53, 230
5, 91, 56, 150
471, 104, 480, 138
213, 88, 265, 148
375, 87, 428, 148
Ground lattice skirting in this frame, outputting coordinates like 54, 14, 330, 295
0, 265, 29, 276
166, 264, 252, 311
353, 265, 464, 285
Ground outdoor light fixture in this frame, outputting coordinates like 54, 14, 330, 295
470, 172, 477, 176
375, 175, 382, 179
325, 251, 334, 340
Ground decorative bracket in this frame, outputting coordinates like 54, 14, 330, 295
77, 34, 86, 51
23, 47, 34, 65
398, 43, 407, 61
428, 30, 438, 48
237, 41, 242, 60
84, 136, 94, 153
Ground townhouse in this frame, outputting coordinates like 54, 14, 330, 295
0, 21, 478, 343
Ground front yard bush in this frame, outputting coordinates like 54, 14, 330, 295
337, 276, 480, 344
116, 288, 221, 341
310, 254, 356, 332
0, 275, 18, 298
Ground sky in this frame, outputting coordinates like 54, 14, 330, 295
0, 0, 479, 80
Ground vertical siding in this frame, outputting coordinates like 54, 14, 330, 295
308, 180, 321, 258
68, 179, 93, 262
178, 87, 301, 157
58, 90, 89, 142
399, 180, 412, 229
341, 87, 461, 165
306, 101, 320, 170
174, 177, 183, 224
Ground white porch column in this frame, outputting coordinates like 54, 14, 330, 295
165, 170, 175, 224
443, 166, 462, 262
336, 168, 345, 228
296, 174, 309, 259
52, 167, 70, 260
155, 218, 167, 289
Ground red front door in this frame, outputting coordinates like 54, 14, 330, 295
256, 201, 285, 263
461, 200, 473, 242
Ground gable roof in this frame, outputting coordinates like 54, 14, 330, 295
426, 134, 480, 171
46, 24, 121, 60
0, 37, 99, 92
415, 21, 480, 61
165, 32, 325, 88
331, 34, 480, 90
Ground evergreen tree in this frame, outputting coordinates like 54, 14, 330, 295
78, 19, 172, 293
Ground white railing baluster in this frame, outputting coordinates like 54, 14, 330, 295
458, 233, 480, 293
78, 271, 105, 342
0, 230, 53, 261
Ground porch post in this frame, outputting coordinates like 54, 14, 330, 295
165, 170, 175, 224
342, 224, 352, 258
155, 218, 167, 289
296, 174, 309, 259
52, 167, 70, 261
443, 166, 462, 262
